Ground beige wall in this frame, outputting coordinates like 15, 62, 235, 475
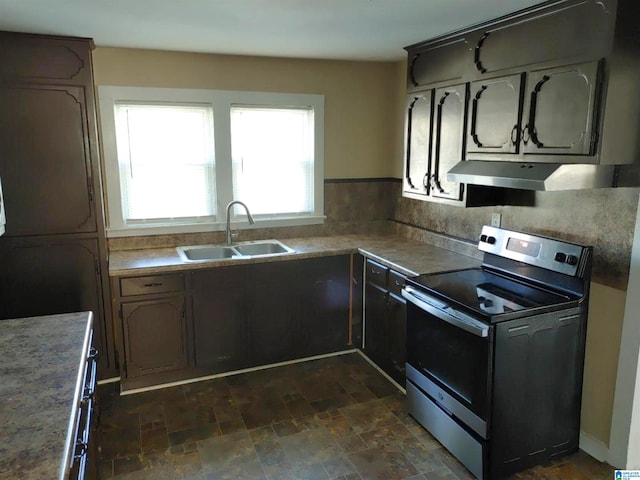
92, 48, 400, 179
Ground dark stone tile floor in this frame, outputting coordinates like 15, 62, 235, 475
98, 353, 614, 480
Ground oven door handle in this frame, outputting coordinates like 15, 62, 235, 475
402, 286, 489, 338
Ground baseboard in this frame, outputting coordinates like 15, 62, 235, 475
579, 430, 611, 464
120, 349, 359, 395
356, 350, 406, 394
97, 376, 120, 385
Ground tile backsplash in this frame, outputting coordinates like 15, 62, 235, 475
393, 183, 639, 290
108, 178, 638, 290
107, 179, 398, 251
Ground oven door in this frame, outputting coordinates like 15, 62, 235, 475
403, 286, 492, 438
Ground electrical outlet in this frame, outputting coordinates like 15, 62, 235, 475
491, 213, 502, 227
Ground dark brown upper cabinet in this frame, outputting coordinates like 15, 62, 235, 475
467, 61, 601, 161
403, 90, 433, 197
404, 0, 639, 201
403, 85, 466, 204
473, 0, 612, 75
431, 85, 466, 202
522, 62, 600, 156
409, 38, 469, 89
404, 83, 506, 206
467, 74, 524, 155
0, 84, 97, 235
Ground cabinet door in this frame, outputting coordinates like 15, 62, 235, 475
387, 293, 407, 387
522, 61, 600, 156
364, 282, 388, 368
296, 256, 350, 356
409, 38, 469, 88
473, 0, 611, 75
192, 267, 248, 373
249, 261, 298, 366
431, 85, 466, 201
404, 91, 433, 196
0, 84, 96, 235
122, 297, 188, 378
467, 74, 523, 154
0, 238, 108, 374
351, 254, 364, 347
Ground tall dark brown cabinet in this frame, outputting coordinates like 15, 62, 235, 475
0, 32, 115, 379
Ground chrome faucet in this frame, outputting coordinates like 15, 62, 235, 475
225, 201, 255, 245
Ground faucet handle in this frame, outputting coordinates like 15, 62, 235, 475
230, 232, 239, 241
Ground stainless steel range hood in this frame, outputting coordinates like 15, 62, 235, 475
447, 161, 618, 191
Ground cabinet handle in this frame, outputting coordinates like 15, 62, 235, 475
522, 124, 530, 145
470, 85, 487, 148
431, 174, 446, 194
474, 32, 490, 73
511, 125, 519, 145
422, 173, 429, 189
74, 440, 88, 460
144, 282, 163, 287
82, 385, 95, 403
526, 76, 548, 149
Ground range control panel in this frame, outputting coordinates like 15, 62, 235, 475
478, 225, 588, 277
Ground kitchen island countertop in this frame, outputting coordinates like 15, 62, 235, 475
0, 312, 93, 480
108, 233, 483, 277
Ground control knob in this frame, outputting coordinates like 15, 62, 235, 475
566, 255, 578, 266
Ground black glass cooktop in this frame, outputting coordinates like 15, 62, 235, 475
408, 268, 577, 318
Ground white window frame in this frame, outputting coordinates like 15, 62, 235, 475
98, 86, 325, 237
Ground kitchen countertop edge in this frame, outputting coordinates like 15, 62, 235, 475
108, 234, 482, 278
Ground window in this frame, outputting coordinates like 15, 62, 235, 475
99, 87, 324, 237
115, 103, 216, 223
231, 106, 314, 217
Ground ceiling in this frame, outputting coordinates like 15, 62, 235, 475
0, 0, 547, 61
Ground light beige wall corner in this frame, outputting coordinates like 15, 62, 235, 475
581, 282, 627, 445
392, 59, 408, 179
92, 48, 398, 179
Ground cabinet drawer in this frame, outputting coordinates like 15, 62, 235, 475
120, 274, 184, 297
388, 270, 407, 298
366, 259, 388, 289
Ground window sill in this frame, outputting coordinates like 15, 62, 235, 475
105, 215, 326, 238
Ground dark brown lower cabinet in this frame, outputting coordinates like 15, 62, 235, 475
121, 296, 188, 378
350, 254, 364, 347
364, 282, 388, 367
115, 255, 352, 391
192, 266, 247, 374
115, 272, 190, 390
387, 293, 407, 384
295, 255, 350, 357
191, 255, 351, 372
0, 237, 112, 378
249, 261, 298, 366
363, 258, 407, 386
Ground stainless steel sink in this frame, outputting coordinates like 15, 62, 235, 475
176, 245, 238, 261
177, 239, 295, 262
233, 240, 294, 256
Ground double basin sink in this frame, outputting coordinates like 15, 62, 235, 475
177, 239, 295, 262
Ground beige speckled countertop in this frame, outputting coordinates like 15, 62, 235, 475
0, 312, 93, 480
108, 234, 482, 277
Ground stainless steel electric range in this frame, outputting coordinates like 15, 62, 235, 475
402, 225, 592, 479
